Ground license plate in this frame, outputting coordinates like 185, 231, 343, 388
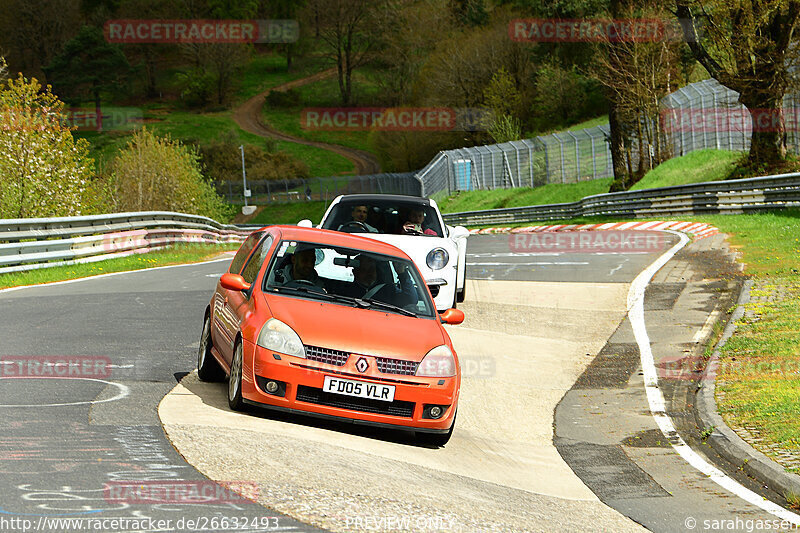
323, 376, 395, 402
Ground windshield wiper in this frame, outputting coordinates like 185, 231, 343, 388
358, 297, 418, 317
270, 285, 338, 301
270, 286, 366, 307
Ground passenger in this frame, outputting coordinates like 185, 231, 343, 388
402, 208, 437, 235
341, 255, 417, 306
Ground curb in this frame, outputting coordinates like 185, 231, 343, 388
696, 278, 800, 499
469, 220, 720, 239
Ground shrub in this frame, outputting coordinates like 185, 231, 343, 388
0, 74, 102, 218
265, 88, 301, 108
109, 128, 233, 222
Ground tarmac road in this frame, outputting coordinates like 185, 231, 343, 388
1, 232, 791, 532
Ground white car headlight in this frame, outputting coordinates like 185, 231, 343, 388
426, 248, 449, 270
257, 318, 305, 358
416, 345, 456, 377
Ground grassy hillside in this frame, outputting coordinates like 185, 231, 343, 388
630, 149, 742, 190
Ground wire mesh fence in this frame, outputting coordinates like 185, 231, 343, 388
215, 172, 421, 204
416, 78, 800, 198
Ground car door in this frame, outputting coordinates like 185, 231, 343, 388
220, 234, 274, 366
213, 231, 264, 361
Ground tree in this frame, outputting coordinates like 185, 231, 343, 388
258, 0, 307, 70
589, 0, 682, 188
109, 128, 232, 221
676, 0, 800, 167
0, 75, 100, 218
0, 0, 81, 80
304, 0, 388, 105
483, 67, 524, 142
44, 26, 131, 126
375, 0, 455, 105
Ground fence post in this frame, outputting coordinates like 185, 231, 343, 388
591, 136, 596, 179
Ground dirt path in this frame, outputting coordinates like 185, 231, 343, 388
233, 67, 381, 175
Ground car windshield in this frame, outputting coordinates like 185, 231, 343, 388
321, 199, 443, 237
263, 240, 436, 318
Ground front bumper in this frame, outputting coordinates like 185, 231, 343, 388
240, 340, 459, 432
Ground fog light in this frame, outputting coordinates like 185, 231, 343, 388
430, 406, 442, 418
265, 381, 279, 393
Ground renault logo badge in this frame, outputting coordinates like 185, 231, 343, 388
356, 357, 369, 373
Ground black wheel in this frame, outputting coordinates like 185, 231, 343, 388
197, 314, 224, 382
228, 341, 245, 411
416, 410, 456, 447
456, 283, 466, 303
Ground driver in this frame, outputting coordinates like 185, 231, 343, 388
338, 204, 379, 233
279, 248, 325, 289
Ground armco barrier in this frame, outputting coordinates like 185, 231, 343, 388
441, 172, 800, 226
0, 211, 251, 275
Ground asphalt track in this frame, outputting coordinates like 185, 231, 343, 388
0, 232, 794, 532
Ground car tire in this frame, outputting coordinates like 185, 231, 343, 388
456, 284, 466, 303
228, 341, 245, 411
416, 409, 456, 447
197, 314, 224, 382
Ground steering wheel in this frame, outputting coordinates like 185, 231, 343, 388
403, 225, 424, 236
339, 221, 370, 233
287, 279, 327, 293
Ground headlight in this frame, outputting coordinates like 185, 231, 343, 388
416, 345, 456, 377
426, 248, 449, 270
257, 318, 305, 358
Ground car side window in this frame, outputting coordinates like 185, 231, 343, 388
241, 235, 274, 285
229, 232, 264, 274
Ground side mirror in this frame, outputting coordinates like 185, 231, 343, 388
449, 225, 469, 240
297, 219, 313, 228
439, 308, 465, 325
220, 273, 251, 292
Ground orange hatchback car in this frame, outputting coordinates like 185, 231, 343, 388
198, 226, 464, 446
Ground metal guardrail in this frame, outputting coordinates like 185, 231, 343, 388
441, 172, 800, 226
0, 211, 251, 275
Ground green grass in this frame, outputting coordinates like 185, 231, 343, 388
630, 149, 742, 190
248, 201, 328, 226
0, 243, 239, 290
260, 68, 384, 155
697, 211, 800, 463
437, 178, 613, 213
273, 140, 354, 177
235, 53, 325, 103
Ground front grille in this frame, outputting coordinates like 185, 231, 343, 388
376, 357, 418, 376
304, 345, 348, 366
295, 385, 415, 418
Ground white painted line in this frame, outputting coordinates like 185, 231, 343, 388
467, 262, 590, 266
468, 253, 562, 257
629, 230, 800, 524
0, 377, 130, 407
0, 256, 232, 295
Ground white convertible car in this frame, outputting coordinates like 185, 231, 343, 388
299, 194, 469, 312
